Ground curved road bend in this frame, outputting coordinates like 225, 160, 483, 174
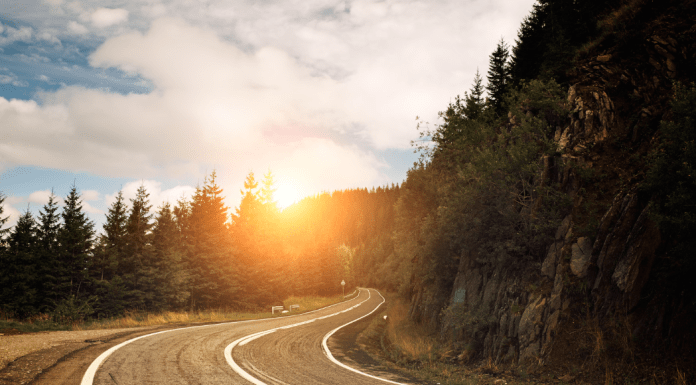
87, 288, 402, 385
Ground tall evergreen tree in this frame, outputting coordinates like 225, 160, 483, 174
0, 193, 9, 288
187, 171, 238, 309
260, 170, 278, 210
463, 69, 486, 120
0, 209, 39, 317
486, 38, 512, 116
0, 192, 9, 241
92, 190, 129, 316
233, 172, 260, 230
56, 185, 95, 300
103, 191, 128, 261
36, 191, 61, 309
510, 3, 547, 84
123, 185, 154, 308
151, 202, 189, 309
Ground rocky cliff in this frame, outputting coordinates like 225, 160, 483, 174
409, 0, 696, 378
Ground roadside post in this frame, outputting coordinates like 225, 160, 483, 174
341, 280, 345, 298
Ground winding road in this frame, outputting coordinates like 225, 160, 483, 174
73, 288, 408, 385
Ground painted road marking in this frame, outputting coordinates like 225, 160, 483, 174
322, 290, 407, 385
80, 290, 360, 385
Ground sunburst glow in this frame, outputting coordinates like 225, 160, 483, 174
274, 177, 304, 210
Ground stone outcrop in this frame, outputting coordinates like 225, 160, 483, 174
404, 1, 696, 372
426, 25, 687, 367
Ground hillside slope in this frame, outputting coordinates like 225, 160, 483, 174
403, 0, 696, 381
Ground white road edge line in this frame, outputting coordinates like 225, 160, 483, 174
322, 289, 407, 385
224, 288, 374, 384
80, 290, 360, 385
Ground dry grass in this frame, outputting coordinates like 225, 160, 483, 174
384, 299, 438, 364
282, 291, 350, 313
73, 292, 351, 331
76, 309, 269, 330
675, 367, 688, 385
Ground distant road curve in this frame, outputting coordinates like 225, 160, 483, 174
80, 288, 407, 385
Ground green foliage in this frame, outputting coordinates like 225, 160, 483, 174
1, 210, 40, 318
486, 38, 512, 115
643, 82, 696, 287
463, 69, 486, 120
51, 295, 97, 324
55, 185, 94, 301
389, 79, 571, 338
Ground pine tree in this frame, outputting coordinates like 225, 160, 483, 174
56, 185, 95, 300
187, 171, 238, 309
486, 38, 511, 116
103, 191, 128, 264
233, 172, 260, 230
0, 209, 39, 317
260, 170, 278, 211
123, 185, 154, 309
0, 193, 8, 291
510, 3, 547, 84
463, 69, 486, 120
92, 190, 129, 316
151, 202, 189, 309
0, 192, 9, 240
36, 191, 61, 310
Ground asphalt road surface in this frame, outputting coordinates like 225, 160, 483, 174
77, 288, 407, 385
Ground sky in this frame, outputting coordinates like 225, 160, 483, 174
0, 0, 536, 231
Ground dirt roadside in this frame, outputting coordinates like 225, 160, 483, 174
0, 326, 171, 385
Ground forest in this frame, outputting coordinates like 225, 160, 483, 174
0, 171, 400, 321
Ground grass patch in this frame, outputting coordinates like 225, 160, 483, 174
283, 290, 353, 313
358, 293, 552, 385
0, 315, 71, 334
1, 292, 353, 333
356, 293, 482, 385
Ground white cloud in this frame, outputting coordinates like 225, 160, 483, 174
0, 0, 537, 205
91, 8, 129, 28
82, 201, 103, 214
43, 0, 64, 7
105, 180, 196, 211
82, 189, 100, 201
0, 24, 33, 46
67, 21, 88, 35
5, 196, 24, 205
27, 190, 63, 205
0, 74, 28, 87
1, 200, 21, 230
37, 30, 61, 45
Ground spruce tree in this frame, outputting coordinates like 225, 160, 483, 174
152, 202, 189, 309
123, 185, 154, 309
103, 191, 128, 264
36, 191, 61, 310
187, 171, 238, 309
486, 38, 511, 116
56, 185, 95, 300
0, 193, 8, 291
0, 192, 9, 240
463, 69, 486, 120
260, 170, 278, 211
93, 190, 129, 316
1, 209, 39, 317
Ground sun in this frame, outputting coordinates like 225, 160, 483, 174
274, 178, 304, 210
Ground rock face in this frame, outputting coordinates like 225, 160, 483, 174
408, 7, 696, 366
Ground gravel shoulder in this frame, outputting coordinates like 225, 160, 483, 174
0, 327, 161, 385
